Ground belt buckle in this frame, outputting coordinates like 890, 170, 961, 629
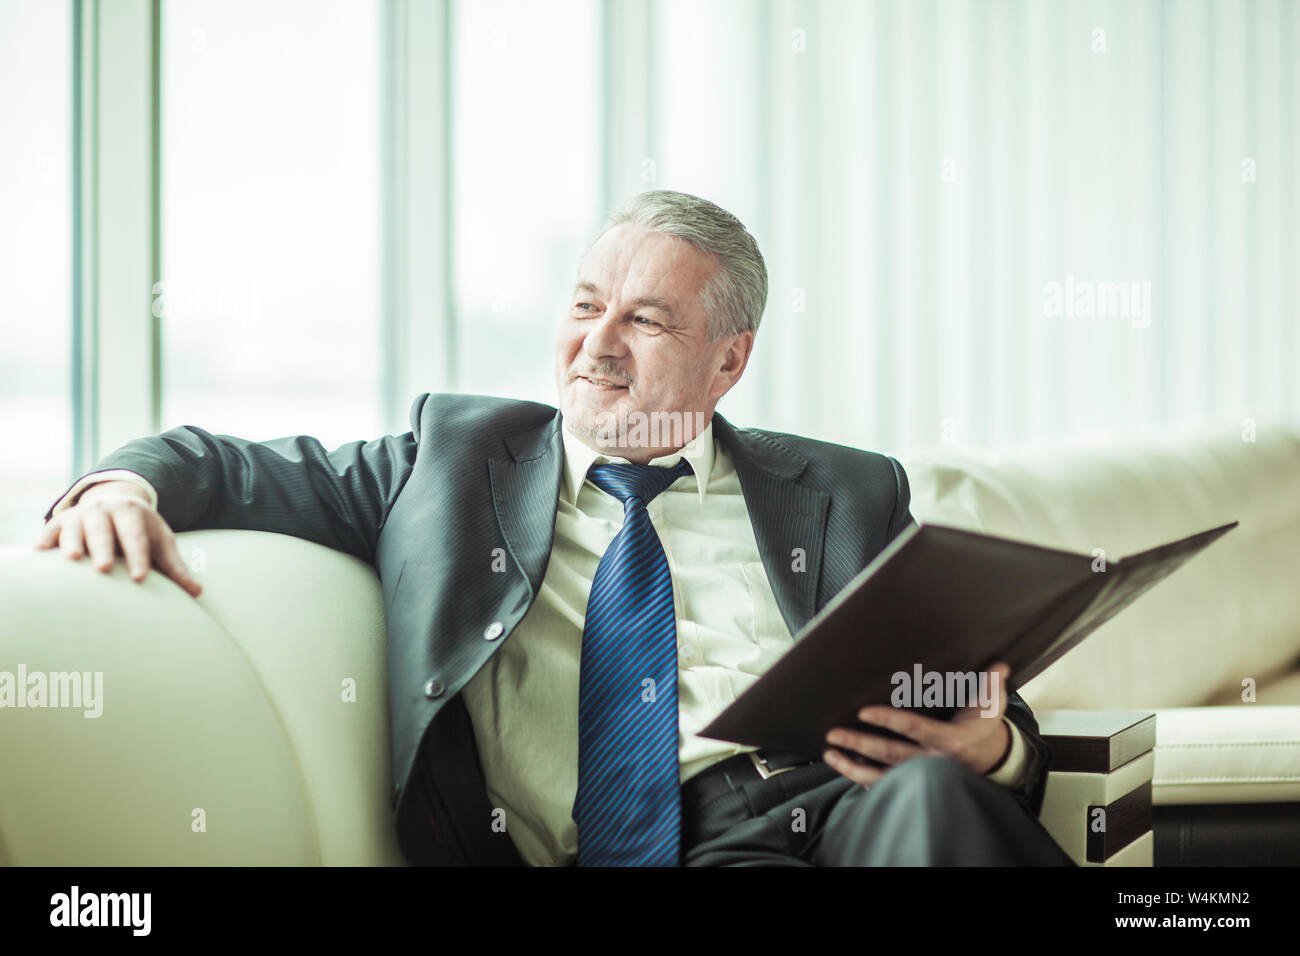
748, 750, 796, 780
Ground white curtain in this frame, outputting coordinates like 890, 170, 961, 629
605, 0, 1300, 454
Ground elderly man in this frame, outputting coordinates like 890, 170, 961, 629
37, 189, 1072, 866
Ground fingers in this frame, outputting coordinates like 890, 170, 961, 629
82, 502, 122, 573
150, 528, 202, 598
822, 748, 887, 787
829, 663, 1018, 786
983, 661, 1011, 686
825, 726, 926, 766
57, 514, 86, 560
996, 660, 1011, 689
34, 517, 62, 549
109, 500, 152, 581
854, 705, 948, 752
34, 492, 202, 599
972, 665, 1008, 717
985, 661, 1012, 718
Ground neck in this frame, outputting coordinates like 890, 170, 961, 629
564, 408, 712, 463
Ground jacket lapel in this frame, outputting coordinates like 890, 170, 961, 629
712, 413, 831, 637
485, 407, 832, 638
486, 411, 564, 600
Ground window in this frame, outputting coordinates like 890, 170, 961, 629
449, 0, 601, 402
0, 0, 72, 544
160, 0, 383, 448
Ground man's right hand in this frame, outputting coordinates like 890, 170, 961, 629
33, 480, 203, 598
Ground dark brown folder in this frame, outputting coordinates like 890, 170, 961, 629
699, 520, 1237, 758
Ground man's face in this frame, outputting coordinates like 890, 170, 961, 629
555, 222, 754, 462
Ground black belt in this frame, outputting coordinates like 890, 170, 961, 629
681, 750, 823, 810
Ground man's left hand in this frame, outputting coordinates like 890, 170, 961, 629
821, 662, 1014, 788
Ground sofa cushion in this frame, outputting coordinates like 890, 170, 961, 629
1148, 706, 1300, 805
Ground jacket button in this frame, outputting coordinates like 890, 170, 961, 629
483, 621, 504, 640
424, 678, 445, 698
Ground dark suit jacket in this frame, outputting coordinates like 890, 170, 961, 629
47, 392, 1054, 865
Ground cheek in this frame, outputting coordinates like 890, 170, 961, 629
645, 352, 694, 389
634, 360, 683, 403
555, 327, 581, 363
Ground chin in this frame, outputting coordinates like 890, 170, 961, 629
563, 401, 627, 448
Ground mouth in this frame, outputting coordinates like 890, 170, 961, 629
575, 375, 628, 390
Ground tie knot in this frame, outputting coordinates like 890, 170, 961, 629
586, 459, 693, 506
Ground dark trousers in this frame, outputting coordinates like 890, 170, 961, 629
682, 755, 1077, 866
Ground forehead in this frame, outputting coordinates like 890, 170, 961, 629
576, 223, 718, 302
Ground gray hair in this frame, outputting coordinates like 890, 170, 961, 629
593, 189, 768, 341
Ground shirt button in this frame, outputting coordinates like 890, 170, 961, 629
484, 621, 505, 641
424, 678, 445, 698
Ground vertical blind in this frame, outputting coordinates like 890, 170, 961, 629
634, 0, 1298, 454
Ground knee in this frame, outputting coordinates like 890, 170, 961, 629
874, 755, 983, 795
842, 755, 1010, 830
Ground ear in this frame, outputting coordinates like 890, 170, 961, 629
707, 331, 755, 401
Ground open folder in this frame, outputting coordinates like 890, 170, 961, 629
699, 519, 1238, 758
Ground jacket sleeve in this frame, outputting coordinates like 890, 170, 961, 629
885, 455, 916, 543
884, 454, 1055, 817
1000, 690, 1054, 817
43, 392, 427, 565
48, 469, 160, 516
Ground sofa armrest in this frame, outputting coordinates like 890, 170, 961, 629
0, 530, 404, 865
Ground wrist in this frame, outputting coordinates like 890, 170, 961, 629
982, 717, 1013, 776
77, 480, 152, 507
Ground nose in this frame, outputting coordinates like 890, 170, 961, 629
581, 308, 629, 363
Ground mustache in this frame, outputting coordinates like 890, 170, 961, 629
571, 363, 633, 385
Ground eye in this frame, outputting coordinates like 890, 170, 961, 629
575, 302, 598, 312
633, 316, 656, 326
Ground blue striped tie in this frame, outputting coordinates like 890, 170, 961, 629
573, 458, 694, 866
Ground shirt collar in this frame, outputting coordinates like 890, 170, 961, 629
560, 417, 715, 506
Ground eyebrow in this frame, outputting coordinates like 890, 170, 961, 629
573, 280, 676, 318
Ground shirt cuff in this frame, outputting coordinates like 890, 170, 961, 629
49, 470, 159, 516
984, 716, 1030, 790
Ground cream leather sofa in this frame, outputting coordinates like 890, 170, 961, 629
2, 420, 1297, 866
